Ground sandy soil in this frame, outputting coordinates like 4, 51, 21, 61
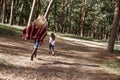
0, 36, 119, 80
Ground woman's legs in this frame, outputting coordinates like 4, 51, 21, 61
31, 41, 40, 61
31, 48, 37, 60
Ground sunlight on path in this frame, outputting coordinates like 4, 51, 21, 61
59, 37, 107, 49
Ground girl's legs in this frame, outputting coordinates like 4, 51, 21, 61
51, 45, 55, 55
49, 44, 51, 52
49, 44, 55, 55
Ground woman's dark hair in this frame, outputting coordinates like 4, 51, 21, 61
51, 33, 55, 40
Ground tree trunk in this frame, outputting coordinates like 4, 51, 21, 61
108, 0, 120, 52
0, 0, 3, 14
9, 0, 14, 25
54, 0, 57, 31
60, 0, 65, 33
2, 0, 7, 23
18, 1, 24, 25
0, 0, 3, 21
44, 0, 54, 18
69, 0, 73, 33
27, 0, 37, 27
80, 0, 87, 37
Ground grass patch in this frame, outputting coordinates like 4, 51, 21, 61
55, 32, 107, 42
55, 32, 93, 40
0, 25, 22, 37
104, 59, 120, 74
114, 50, 120, 53
0, 59, 12, 66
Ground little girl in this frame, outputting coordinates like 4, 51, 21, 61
49, 33, 55, 55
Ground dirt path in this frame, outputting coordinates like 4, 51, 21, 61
0, 36, 119, 80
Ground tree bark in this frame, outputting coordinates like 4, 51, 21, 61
27, 0, 37, 27
0, 0, 3, 14
0, 0, 3, 21
69, 0, 73, 33
80, 0, 87, 37
2, 0, 7, 23
9, 0, 14, 25
44, 0, 54, 18
60, 0, 65, 33
18, 0, 24, 25
108, 0, 120, 52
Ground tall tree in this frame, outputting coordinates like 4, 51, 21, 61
80, 0, 87, 37
69, 0, 73, 33
18, 0, 24, 25
0, 0, 3, 14
2, 0, 7, 23
108, 0, 120, 52
0, 0, 3, 21
9, 0, 15, 25
60, 0, 65, 33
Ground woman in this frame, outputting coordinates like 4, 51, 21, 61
22, 15, 47, 61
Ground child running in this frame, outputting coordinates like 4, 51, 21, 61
49, 33, 55, 55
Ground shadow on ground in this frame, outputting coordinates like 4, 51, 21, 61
0, 62, 119, 80
0, 36, 120, 80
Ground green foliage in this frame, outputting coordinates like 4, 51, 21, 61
104, 59, 120, 74
47, 0, 117, 39
0, 0, 119, 41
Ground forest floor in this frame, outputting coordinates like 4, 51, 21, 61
0, 35, 120, 80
